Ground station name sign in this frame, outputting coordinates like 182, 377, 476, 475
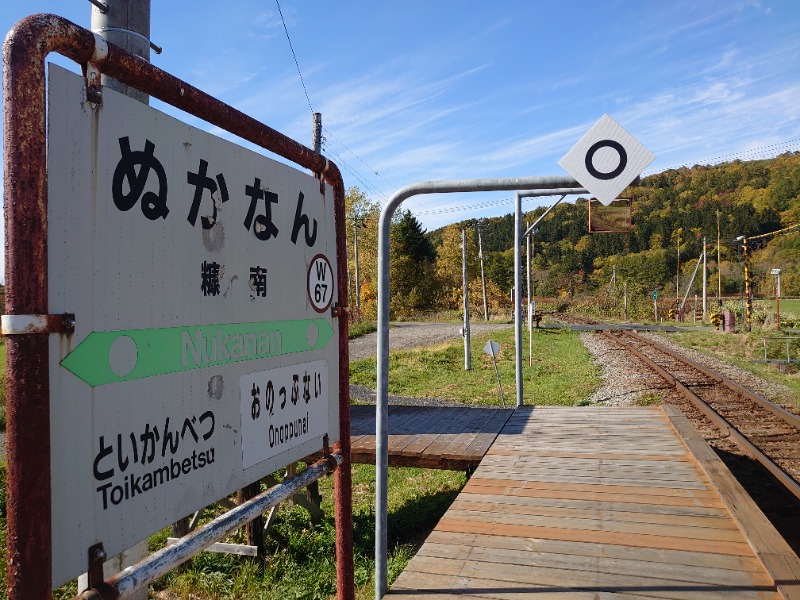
46, 65, 340, 586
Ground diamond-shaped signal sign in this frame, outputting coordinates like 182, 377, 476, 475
559, 114, 655, 206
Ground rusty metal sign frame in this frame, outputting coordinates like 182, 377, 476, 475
587, 197, 633, 233
2, 13, 353, 600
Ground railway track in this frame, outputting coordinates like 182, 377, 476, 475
602, 329, 800, 504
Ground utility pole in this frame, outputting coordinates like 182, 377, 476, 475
462, 228, 471, 370
623, 281, 628, 321
676, 234, 681, 320
476, 221, 489, 320
80, 2, 154, 596
702, 237, 707, 321
717, 210, 722, 308
312, 112, 322, 153
353, 220, 362, 319
91, 0, 155, 104
742, 237, 752, 332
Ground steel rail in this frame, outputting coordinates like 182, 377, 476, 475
601, 331, 800, 504
620, 331, 800, 429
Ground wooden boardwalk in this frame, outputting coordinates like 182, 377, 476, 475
350, 405, 513, 471
388, 405, 800, 599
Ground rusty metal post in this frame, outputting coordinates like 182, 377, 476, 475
3, 15, 55, 600
3, 14, 354, 600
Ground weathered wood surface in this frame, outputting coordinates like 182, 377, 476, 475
350, 405, 513, 470
389, 406, 796, 599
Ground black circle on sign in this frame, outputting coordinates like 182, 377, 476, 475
585, 139, 627, 180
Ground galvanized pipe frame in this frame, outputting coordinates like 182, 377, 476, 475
3, 13, 353, 600
600, 330, 800, 504
514, 190, 586, 408
75, 454, 343, 600
375, 177, 582, 599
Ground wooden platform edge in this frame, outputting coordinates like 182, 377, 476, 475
663, 403, 800, 600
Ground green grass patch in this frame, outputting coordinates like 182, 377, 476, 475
348, 319, 378, 339
779, 298, 800, 319
0, 462, 464, 600
350, 326, 603, 406
147, 464, 464, 600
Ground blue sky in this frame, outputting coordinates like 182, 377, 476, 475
2, 0, 800, 242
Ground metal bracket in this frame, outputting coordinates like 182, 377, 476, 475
93, 27, 163, 55
85, 33, 109, 105
84, 542, 118, 599
331, 303, 347, 318
1, 313, 75, 335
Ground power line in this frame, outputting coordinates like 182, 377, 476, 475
322, 126, 397, 191
642, 139, 800, 176
271, 0, 392, 202
275, 0, 314, 115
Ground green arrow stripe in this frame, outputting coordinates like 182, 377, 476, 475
61, 319, 335, 387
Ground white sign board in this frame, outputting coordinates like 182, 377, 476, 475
558, 114, 655, 205
46, 65, 340, 586
483, 340, 500, 358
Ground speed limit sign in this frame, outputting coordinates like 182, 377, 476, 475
308, 254, 334, 312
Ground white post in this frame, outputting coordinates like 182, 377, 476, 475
702, 237, 707, 321
462, 228, 471, 370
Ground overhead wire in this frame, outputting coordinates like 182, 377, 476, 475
274, 0, 395, 204
275, 0, 314, 115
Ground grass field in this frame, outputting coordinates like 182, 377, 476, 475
778, 298, 800, 318
350, 326, 602, 407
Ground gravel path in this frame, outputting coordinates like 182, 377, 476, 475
580, 331, 662, 406
348, 321, 511, 361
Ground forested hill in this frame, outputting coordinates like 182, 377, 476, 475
427, 152, 800, 299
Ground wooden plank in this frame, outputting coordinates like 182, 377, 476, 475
422, 408, 492, 458
455, 409, 514, 460
465, 478, 723, 502
441, 507, 747, 543
486, 449, 691, 462
452, 491, 731, 520
423, 530, 770, 574
448, 497, 736, 530
434, 517, 755, 556
417, 541, 776, 588
398, 406, 472, 456
664, 404, 800, 600
403, 555, 777, 600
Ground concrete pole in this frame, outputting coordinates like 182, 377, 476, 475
91, 0, 152, 104
717, 211, 722, 308
477, 223, 489, 320
312, 112, 322, 153
80, 4, 152, 596
702, 237, 707, 320
462, 228, 471, 370
353, 221, 361, 318
623, 281, 628, 321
